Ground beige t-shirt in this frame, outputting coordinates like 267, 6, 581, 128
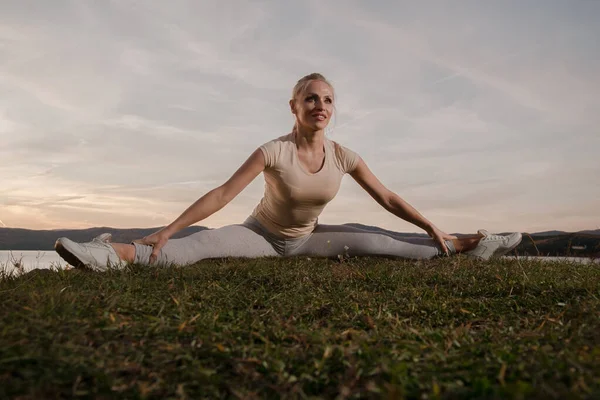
251, 132, 360, 238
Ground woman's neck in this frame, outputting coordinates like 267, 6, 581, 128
293, 125, 325, 152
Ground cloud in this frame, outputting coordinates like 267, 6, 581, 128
1, 1, 598, 233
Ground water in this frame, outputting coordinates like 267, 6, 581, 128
0, 250, 69, 275
0, 251, 598, 276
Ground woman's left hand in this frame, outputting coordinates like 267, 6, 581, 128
427, 226, 458, 255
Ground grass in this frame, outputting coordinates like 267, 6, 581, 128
1, 256, 599, 399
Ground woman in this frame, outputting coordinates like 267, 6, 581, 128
55, 73, 522, 271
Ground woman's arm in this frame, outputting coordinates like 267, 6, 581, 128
349, 158, 456, 252
135, 149, 266, 263
349, 158, 432, 231
163, 148, 266, 236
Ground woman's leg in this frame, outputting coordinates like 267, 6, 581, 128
111, 243, 136, 262
128, 224, 279, 265
55, 222, 280, 271
290, 224, 478, 260
452, 235, 483, 252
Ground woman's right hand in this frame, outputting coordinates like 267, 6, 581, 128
133, 230, 171, 264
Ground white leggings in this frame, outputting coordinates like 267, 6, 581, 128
132, 216, 456, 266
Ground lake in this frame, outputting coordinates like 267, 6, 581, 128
0, 250, 69, 274
0, 250, 598, 276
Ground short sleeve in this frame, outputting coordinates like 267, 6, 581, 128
259, 139, 280, 168
334, 142, 360, 173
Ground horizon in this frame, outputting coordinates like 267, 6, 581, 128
1, 1, 599, 234
0, 224, 597, 236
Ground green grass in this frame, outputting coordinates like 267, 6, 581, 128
1, 256, 599, 399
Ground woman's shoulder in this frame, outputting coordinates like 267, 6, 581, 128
329, 138, 361, 173
328, 138, 356, 156
259, 132, 294, 167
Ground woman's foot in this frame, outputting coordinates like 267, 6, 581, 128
464, 230, 522, 260
55, 233, 124, 271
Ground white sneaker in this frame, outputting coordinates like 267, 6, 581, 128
55, 233, 123, 272
464, 230, 523, 260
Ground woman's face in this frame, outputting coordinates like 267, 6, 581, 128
291, 80, 334, 131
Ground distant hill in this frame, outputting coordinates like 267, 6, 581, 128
578, 229, 600, 236
1, 225, 599, 257
0, 226, 209, 250
528, 230, 568, 237
532, 229, 600, 237
518, 232, 600, 257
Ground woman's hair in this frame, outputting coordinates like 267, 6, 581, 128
291, 73, 336, 133
292, 72, 334, 100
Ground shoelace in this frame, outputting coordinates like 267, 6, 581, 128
91, 234, 111, 244
483, 233, 506, 242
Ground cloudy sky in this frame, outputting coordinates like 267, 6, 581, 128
1, 1, 598, 234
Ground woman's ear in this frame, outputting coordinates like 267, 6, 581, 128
289, 99, 297, 115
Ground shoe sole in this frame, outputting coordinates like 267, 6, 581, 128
55, 239, 90, 270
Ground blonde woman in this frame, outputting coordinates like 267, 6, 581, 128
55, 73, 521, 271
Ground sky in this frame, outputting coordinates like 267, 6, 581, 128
1, 0, 599, 234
